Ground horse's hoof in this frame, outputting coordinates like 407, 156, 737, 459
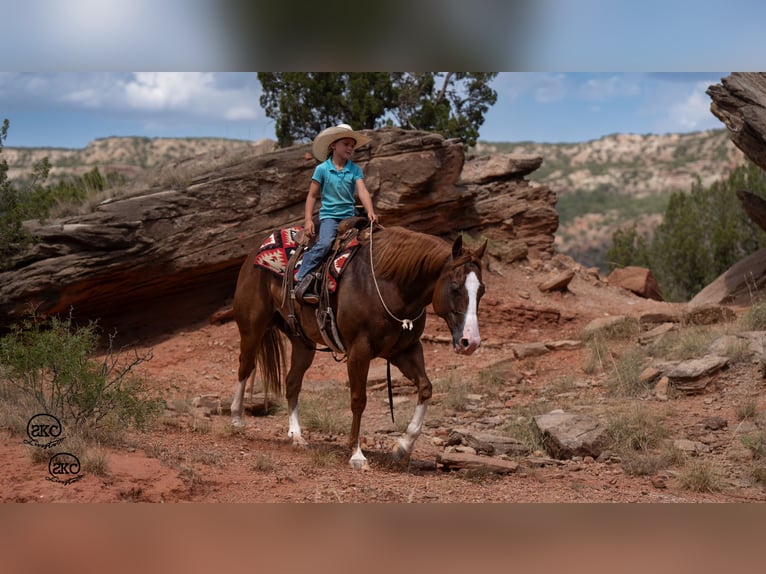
290, 435, 308, 448
231, 417, 245, 429
349, 458, 370, 471
392, 443, 411, 465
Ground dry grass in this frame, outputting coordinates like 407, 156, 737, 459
583, 334, 612, 375
735, 398, 759, 422
501, 403, 550, 454
678, 459, 725, 493
437, 373, 471, 412
310, 444, 342, 468
604, 403, 670, 451
605, 349, 650, 397
740, 298, 766, 331
300, 386, 348, 436
252, 454, 274, 472
646, 325, 718, 361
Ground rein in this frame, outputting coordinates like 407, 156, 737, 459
368, 221, 429, 424
368, 222, 426, 331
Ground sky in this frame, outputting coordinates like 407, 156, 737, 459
0, 72, 731, 149
1, 0, 763, 149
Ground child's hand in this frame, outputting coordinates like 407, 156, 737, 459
304, 220, 315, 237
368, 212, 378, 224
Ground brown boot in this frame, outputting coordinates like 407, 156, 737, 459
294, 274, 319, 305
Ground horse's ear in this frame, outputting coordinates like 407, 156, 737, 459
475, 239, 488, 260
452, 234, 464, 258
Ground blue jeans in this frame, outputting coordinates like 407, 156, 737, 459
295, 218, 340, 281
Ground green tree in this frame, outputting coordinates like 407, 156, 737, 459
1, 118, 125, 269
257, 72, 497, 147
649, 187, 714, 301
0, 119, 36, 268
609, 162, 766, 302
604, 223, 650, 271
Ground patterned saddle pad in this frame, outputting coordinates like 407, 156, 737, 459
252, 227, 361, 293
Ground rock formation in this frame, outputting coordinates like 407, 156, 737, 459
707, 72, 766, 175
0, 127, 558, 333
701, 73, 766, 305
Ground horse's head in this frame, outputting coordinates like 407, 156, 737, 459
432, 235, 487, 355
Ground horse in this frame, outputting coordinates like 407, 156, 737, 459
231, 222, 487, 470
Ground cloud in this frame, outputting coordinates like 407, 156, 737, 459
580, 74, 641, 101
12, 73, 261, 123
667, 82, 720, 131
121, 73, 216, 110
643, 80, 723, 134
533, 74, 568, 103
494, 73, 569, 104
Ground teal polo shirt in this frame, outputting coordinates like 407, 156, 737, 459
312, 158, 364, 220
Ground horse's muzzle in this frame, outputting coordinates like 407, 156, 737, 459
454, 336, 480, 355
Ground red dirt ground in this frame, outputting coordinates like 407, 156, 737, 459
3, 254, 766, 503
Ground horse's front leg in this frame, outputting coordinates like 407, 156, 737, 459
347, 349, 371, 470
230, 372, 252, 428
389, 343, 432, 464
285, 342, 315, 448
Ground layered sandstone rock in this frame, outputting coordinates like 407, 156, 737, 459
0, 127, 558, 331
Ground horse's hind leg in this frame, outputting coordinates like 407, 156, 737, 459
389, 343, 432, 464
285, 341, 315, 447
231, 280, 274, 426
231, 331, 260, 427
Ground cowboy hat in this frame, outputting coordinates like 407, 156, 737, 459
312, 123, 371, 161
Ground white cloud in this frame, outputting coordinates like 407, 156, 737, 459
580, 74, 641, 101
493, 72, 568, 103
652, 81, 722, 134
39, 73, 260, 123
534, 74, 568, 103
224, 106, 259, 121
669, 82, 717, 130
121, 73, 216, 110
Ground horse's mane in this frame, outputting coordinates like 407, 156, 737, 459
370, 226, 451, 285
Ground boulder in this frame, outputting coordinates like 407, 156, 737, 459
533, 411, 609, 460
0, 127, 558, 332
689, 249, 766, 308
607, 266, 663, 300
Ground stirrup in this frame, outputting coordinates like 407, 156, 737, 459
294, 274, 319, 305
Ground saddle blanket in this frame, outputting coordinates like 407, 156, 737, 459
252, 227, 360, 293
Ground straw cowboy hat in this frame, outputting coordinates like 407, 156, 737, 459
312, 123, 371, 161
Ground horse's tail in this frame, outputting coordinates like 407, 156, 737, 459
256, 323, 285, 397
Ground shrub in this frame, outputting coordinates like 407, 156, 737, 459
0, 310, 162, 443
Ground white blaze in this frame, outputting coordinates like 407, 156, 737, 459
462, 271, 481, 350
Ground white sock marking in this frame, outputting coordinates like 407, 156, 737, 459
398, 401, 428, 455
288, 406, 302, 440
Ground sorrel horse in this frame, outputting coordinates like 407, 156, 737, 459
231, 223, 487, 469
